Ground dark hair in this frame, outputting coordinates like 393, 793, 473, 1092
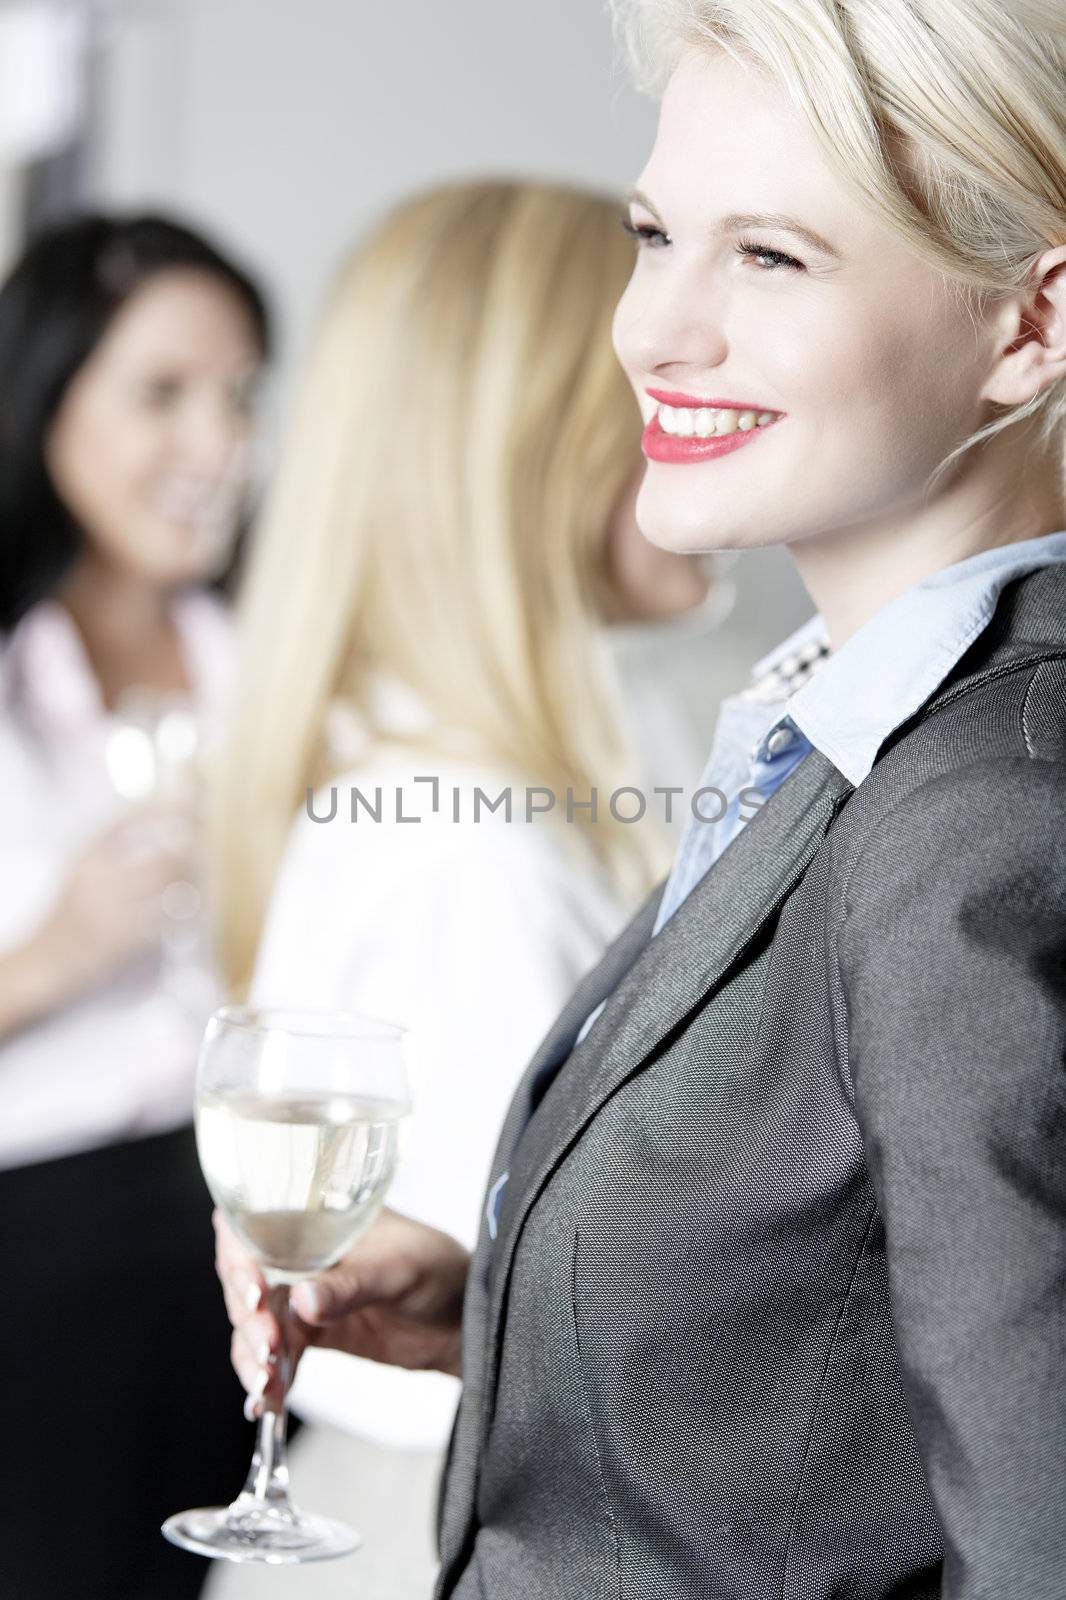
0, 212, 271, 632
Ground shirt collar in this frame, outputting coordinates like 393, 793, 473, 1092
752, 530, 1066, 786
2, 599, 104, 733
1, 589, 228, 741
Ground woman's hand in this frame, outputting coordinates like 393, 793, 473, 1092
40, 806, 194, 983
0, 806, 195, 1038
215, 1208, 470, 1419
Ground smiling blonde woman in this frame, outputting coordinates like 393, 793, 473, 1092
208, 178, 713, 1595
216, 3, 1066, 1595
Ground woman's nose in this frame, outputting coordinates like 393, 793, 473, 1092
614, 265, 730, 382
178, 388, 250, 479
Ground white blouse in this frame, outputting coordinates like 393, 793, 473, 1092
0, 590, 232, 1171
250, 677, 631, 1451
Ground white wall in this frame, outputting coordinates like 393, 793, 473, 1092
94, 0, 658, 378
90, 0, 810, 752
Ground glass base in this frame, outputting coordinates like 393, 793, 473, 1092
161, 1497, 361, 1564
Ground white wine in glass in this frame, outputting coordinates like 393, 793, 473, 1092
162, 1006, 410, 1564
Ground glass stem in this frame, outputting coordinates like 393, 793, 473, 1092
237, 1283, 295, 1513
243, 1408, 291, 1507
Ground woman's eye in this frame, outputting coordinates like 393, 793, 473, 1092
139, 376, 185, 409
621, 216, 670, 250
737, 239, 805, 272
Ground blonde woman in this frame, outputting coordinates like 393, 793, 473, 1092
216, 3, 1066, 1597
208, 180, 712, 1594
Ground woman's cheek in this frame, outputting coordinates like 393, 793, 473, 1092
736, 298, 836, 417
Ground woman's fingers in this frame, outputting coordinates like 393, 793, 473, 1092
287, 1211, 417, 1326
213, 1208, 257, 1279
214, 1210, 266, 1328
230, 1327, 282, 1420
219, 1265, 264, 1328
240, 1308, 282, 1368
288, 1253, 383, 1326
229, 1307, 307, 1419
214, 1211, 316, 1416
230, 1327, 261, 1400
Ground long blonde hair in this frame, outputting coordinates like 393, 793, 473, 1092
611, 0, 1066, 464
214, 179, 662, 996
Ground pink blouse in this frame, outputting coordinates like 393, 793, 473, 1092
0, 589, 232, 1169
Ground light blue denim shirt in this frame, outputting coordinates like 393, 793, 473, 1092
652, 529, 1066, 933
486, 531, 1066, 1240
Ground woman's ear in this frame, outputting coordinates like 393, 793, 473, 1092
982, 244, 1066, 407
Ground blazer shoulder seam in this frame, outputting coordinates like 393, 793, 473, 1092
929, 646, 1066, 720
1020, 657, 1066, 760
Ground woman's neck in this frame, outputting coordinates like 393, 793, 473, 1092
57, 556, 190, 707
790, 426, 1066, 648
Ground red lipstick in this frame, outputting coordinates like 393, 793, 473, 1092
647, 389, 770, 411
643, 388, 783, 465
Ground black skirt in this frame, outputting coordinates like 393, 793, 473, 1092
1, 1122, 254, 1600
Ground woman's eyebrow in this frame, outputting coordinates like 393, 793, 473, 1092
720, 211, 841, 258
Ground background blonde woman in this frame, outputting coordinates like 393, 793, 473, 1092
208, 179, 713, 1597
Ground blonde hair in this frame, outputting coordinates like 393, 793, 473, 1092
611, 0, 1066, 463
213, 179, 662, 996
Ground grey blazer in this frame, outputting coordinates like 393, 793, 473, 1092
435, 563, 1066, 1600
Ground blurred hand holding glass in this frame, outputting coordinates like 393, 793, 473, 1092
105, 689, 217, 1024
163, 1006, 410, 1563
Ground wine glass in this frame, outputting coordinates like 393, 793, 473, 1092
162, 1005, 410, 1564
106, 690, 219, 1027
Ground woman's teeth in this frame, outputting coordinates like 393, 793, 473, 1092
656, 404, 776, 438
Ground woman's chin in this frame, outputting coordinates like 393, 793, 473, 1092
127, 522, 237, 588
635, 497, 751, 556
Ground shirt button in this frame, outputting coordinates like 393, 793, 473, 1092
766, 726, 795, 756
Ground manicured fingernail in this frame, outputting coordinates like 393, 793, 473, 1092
244, 1281, 261, 1312
243, 1367, 268, 1421
257, 1338, 273, 1366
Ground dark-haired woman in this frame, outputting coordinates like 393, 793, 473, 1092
0, 213, 269, 1598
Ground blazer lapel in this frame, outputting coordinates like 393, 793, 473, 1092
482, 881, 664, 1199
436, 882, 666, 1586
481, 747, 853, 1422
443, 749, 850, 1586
